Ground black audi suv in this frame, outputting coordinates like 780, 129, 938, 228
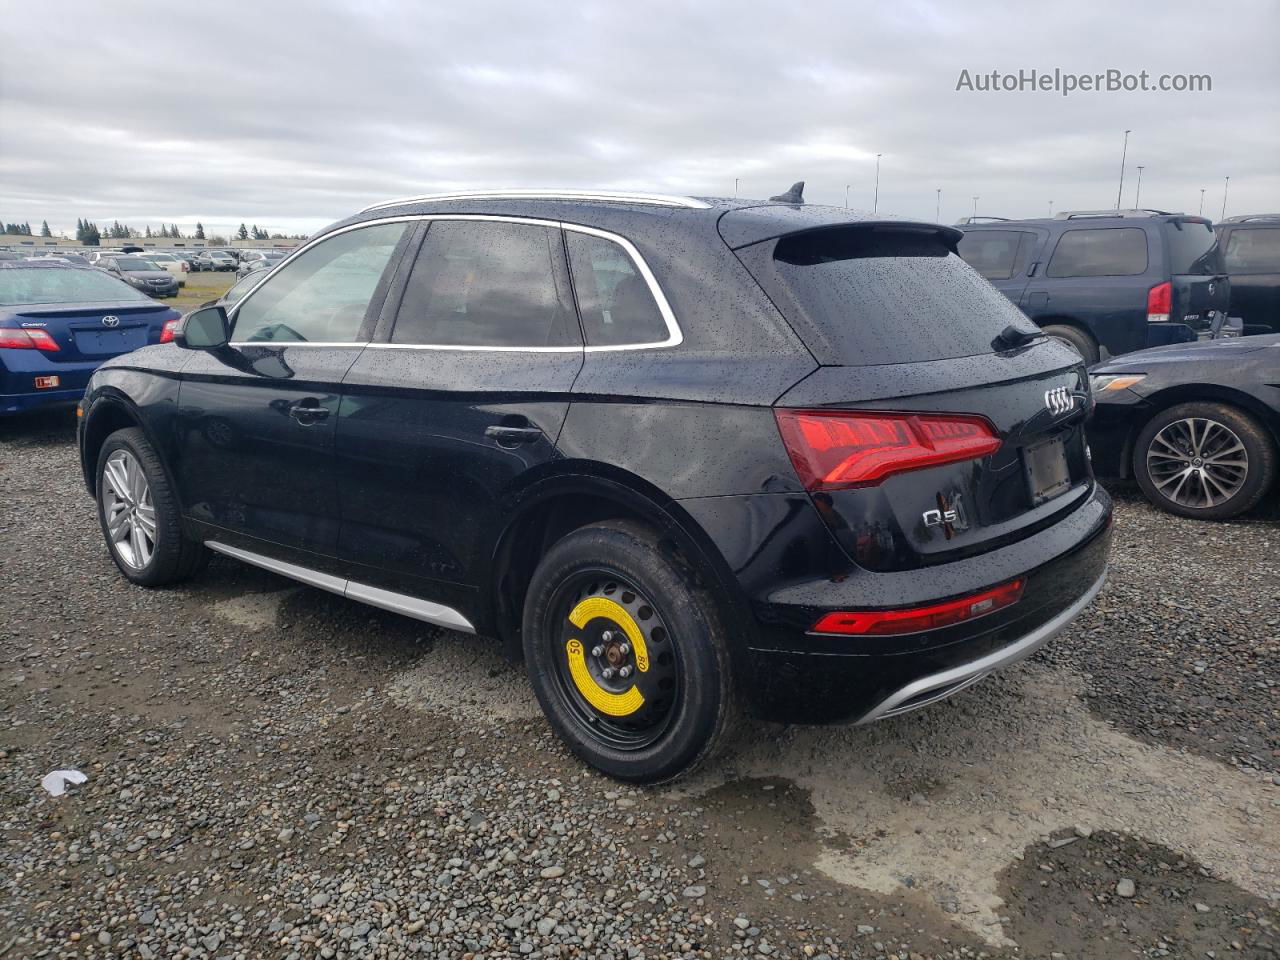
77, 187, 1112, 782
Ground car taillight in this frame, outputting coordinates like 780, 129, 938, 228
0, 328, 60, 351
774, 409, 1001, 491
1147, 281, 1171, 323
811, 579, 1025, 636
159, 318, 181, 343
181, 261, 190, 272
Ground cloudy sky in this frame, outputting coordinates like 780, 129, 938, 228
2, 0, 1277, 240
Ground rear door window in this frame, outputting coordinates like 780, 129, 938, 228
734, 226, 1035, 365
391, 220, 577, 348
1163, 220, 1222, 275
1224, 227, 1280, 274
1046, 227, 1149, 278
565, 230, 669, 346
956, 230, 1027, 280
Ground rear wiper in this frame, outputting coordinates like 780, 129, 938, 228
993, 324, 1043, 351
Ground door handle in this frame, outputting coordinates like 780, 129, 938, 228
288, 400, 330, 425
485, 424, 542, 445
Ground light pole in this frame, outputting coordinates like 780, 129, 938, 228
845, 184, 850, 209
1134, 165, 1144, 208
972, 195, 979, 218
935, 188, 941, 221
1049, 200, 1054, 217
734, 178, 739, 198
1115, 129, 1131, 209
1221, 176, 1230, 220
1199, 188, 1205, 215
873, 154, 882, 213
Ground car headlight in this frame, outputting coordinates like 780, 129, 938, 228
1089, 373, 1146, 394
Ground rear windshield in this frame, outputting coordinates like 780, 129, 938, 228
1163, 220, 1222, 275
735, 226, 1034, 365
116, 257, 158, 270
0, 267, 149, 306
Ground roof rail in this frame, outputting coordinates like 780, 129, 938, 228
1222, 213, 1280, 223
1053, 208, 1176, 220
954, 216, 1011, 224
360, 189, 712, 214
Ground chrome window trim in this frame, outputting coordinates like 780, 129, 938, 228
360, 189, 710, 213
226, 213, 684, 353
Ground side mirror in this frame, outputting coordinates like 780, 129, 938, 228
176, 305, 231, 350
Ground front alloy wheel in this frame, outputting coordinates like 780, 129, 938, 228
101, 449, 157, 569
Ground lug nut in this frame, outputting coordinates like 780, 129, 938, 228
601, 667, 616, 680
601, 630, 615, 642
618, 642, 630, 655
591, 645, 605, 657
619, 666, 633, 679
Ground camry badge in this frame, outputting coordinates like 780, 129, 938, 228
1044, 385, 1075, 417
101, 316, 120, 328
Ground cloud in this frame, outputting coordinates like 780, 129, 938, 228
1, 0, 1276, 238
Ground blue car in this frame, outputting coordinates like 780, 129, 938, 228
1, 261, 181, 415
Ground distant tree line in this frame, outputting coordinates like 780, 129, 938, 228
1, 216, 306, 246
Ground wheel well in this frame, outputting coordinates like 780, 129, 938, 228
1117, 384, 1280, 478
489, 485, 731, 662
82, 401, 141, 494
1037, 316, 1096, 343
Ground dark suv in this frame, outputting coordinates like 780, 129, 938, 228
77, 188, 1112, 782
1216, 215, 1280, 335
956, 209, 1229, 363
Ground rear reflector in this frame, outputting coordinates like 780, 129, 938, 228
775, 409, 1001, 490
159, 318, 181, 343
34, 375, 61, 389
0, 328, 60, 351
1147, 281, 1171, 323
811, 579, 1025, 636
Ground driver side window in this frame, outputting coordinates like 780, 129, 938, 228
232, 222, 408, 343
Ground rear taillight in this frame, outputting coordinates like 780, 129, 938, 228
159, 318, 181, 343
0, 328, 60, 351
774, 409, 1001, 491
1147, 281, 1171, 323
181, 261, 190, 272
810, 579, 1025, 636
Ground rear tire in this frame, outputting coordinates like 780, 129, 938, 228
96, 427, 208, 586
1132, 402, 1275, 520
522, 520, 736, 784
1042, 324, 1099, 365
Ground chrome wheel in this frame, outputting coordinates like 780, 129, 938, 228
1146, 417, 1249, 509
101, 449, 156, 569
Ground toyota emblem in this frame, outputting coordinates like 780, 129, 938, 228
101, 315, 120, 328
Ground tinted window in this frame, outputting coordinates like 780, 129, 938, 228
232, 222, 407, 343
1163, 220, 1222, 275
0, 267, 148, 306
735, 227, 1036, 365
1224, 227, 1280, 274
566, 231, 668, 346
1046, 227, 1148, 278
956, 230, 1026, 280
116, 257, 159, 271
391, 220, 575, 347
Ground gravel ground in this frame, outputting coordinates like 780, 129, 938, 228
2, 409, 1277, 960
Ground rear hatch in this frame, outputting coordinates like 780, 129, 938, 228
1162, 217, 1229, 332
729, 217, 1092, 572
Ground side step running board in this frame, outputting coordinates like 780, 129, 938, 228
205, 541, 476, 634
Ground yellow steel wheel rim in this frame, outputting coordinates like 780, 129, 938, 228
564, 638, 645, 717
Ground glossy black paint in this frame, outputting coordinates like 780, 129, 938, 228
78, 193, 1114, 725
1087, 334, 1280, 478
1215, 218, 1280, 335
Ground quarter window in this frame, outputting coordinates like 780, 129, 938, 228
1224, 227, 1280, 274
232, 222, 408, 343
565, 231, 668, 346
1046, 227, 1149, 278
391, 220, 575, 347
956, 230, 1028, 281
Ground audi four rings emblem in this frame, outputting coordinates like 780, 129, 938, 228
1044, 386, 1074, 416
101, 316, 120, 328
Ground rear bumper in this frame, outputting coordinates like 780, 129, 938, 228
0, 388, 85, 414
1, 354, 103, 414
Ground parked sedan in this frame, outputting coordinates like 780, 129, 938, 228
1, 261, 180, 415
137, 251, 189, 286
98, 255, 180, 298
1088, 335, 1280, 519
77, 187, 1111, 782
235, 250, 285, 278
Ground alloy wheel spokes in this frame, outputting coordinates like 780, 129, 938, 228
102, 450, 155, 569
1147, 418, 1248, 509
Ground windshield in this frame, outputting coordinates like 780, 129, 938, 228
0, 267, 150, 306
1164, 220, 1222, 275
116, 257, 158, 270
736, 226, 1035, 365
